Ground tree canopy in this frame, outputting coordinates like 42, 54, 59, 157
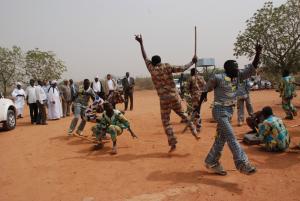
25, 49, 67, 82
234, 0, 300, 79
0, 46, 25, 96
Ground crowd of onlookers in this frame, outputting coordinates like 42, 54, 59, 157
10, 72, 135, 126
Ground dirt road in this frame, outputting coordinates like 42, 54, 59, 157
1, 90, 300, 201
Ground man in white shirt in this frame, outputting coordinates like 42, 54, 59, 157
104, 74, 117, 97
36, 80, 48, 125
91, 75, 104, 99
26, 79, 38, 124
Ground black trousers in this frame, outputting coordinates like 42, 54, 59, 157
29, 103, 38, 124
37, 101, 47, 124
124, 91, 133, 110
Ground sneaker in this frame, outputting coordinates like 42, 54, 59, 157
68, 129, 73, 135
205, 163, 227, 176
111, 146, 118, 155
238, 122, 243, 126
285, 116, 293, 120
168, 144, 176, 153
238, 163, 256, 175
76, 130, 83, 136
93, 143, 104, 150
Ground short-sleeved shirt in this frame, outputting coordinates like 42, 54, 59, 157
145, 58, 193, 96
258, 116, 290, 151
74, 86, 95, 106
279, 76, 296, 99
205, 64, 256, 106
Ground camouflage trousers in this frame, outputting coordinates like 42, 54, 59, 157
282, 97, 297, 118
92, 124, 123, 142
185, 94, 201, 129
159, 94, 196, 146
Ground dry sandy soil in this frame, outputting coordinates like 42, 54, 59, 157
1, 90, 300, 201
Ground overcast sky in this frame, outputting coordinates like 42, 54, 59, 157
0, 0, 286, 80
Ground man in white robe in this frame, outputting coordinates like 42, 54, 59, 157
47, 80, 62, 120
11, 82, 26, 118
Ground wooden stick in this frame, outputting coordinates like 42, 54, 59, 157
290, 124, 300, 128
72, 134, 99, 143
194, 26, 197, 69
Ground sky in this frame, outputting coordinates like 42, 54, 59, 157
0, 0, 287, 81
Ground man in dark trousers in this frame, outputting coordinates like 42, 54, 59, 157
122, 72, 135, 111
25, 79, 38, 124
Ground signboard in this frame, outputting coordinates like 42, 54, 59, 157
196, 58, 215, 67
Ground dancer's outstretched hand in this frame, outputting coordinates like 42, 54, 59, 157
135, 34, 143, 44
255, 41, 262, 53
192, 55, 198, 64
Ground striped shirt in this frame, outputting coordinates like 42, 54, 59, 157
206, 64, 256, 106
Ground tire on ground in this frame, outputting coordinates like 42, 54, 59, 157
3, 109, 16, 131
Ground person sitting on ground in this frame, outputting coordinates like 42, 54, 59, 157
92, 102, 134, 154
258, 106, 290, 152
246, 110, 265, 134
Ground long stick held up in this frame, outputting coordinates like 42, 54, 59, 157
194, 26, 197, 68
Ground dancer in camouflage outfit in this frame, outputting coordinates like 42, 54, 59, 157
186, 68, 206, 132
135, 34, 199, 152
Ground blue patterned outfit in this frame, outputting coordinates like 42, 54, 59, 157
205, 65, 256, 169
258, 115, 290, 152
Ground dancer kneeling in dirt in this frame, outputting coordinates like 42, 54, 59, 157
92, 102, 137, 154
246, 110, 265, 134
257, 106, 290, 152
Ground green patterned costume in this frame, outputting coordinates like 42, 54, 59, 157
92, 109, 130, 143
279, 76, 297, 119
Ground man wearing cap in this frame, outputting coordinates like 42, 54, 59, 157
12, 82, 26, 118
47, 80, 62, 120
91, 76, 104, 99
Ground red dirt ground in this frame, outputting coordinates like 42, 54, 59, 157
1, 90, 300, 201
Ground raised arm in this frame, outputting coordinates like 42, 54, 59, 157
135, 34, 148, 61
252, 42, 263, 69
171, 55, 198, 73
240, 43, 263, 80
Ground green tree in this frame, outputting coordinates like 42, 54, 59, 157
234, 0, 300, 79
25, 49, 67, 82
0, 46, 25, 96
